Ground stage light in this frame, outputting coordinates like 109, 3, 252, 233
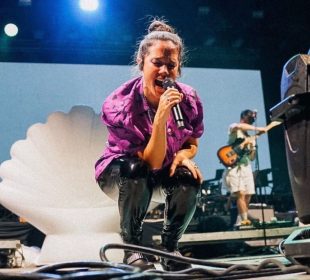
4, 23, 18, 37
18, 0, 32, 6
198, 6, 210, 16
79, 0, 99, 12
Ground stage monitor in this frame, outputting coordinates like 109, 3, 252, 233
279, 54, 310, 224
280, 54, 310, 100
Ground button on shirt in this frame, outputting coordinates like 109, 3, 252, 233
95, 76, 204, 179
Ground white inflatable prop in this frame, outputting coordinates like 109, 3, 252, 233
0, 106, 123, 264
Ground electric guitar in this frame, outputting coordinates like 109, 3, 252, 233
217, 121, 282, 168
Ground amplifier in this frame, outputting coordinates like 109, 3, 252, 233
284, 226, 310, 266
0, 240, 22, 268
248, 205, 275, 222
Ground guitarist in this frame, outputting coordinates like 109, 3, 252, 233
222, 109, 267, 227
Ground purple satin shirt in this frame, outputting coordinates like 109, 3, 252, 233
95, 76, 204, 179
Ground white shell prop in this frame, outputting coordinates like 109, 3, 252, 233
0, 105, 123, 264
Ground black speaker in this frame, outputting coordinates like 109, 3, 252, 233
274, 54, 310, 224
271, 54, 310, 266
280, 54, 310, 100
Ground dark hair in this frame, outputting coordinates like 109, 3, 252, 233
240, 109, 256, 124
240, 109, 254, 119
134, 17, 186, 75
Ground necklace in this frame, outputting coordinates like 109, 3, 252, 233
147, 108, 156, 125
142, 93, 156, 125
142, 92, 171, 136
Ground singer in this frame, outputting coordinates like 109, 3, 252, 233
95, 17, 204, 271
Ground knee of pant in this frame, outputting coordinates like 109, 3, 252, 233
173, 166, 200, 188
119, 157, 150, 179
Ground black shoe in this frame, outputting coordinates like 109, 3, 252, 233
160, 250, 192, 271
124, 252, 155, 270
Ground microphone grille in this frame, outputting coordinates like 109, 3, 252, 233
162, 78, 175, 89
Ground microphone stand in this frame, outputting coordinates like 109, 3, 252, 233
253, 117, 275, 254
254, 126, 267, 249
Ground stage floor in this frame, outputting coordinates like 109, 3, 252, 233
1, 226, 310, 279
1, 253, 310, 279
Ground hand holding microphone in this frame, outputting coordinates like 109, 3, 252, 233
162, 78, 185, 129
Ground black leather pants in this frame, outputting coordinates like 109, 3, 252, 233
97, 157, 201, 251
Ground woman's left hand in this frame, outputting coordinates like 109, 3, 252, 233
170, 156, 203, 184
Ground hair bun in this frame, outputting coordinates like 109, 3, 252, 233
148, 20, 175, 34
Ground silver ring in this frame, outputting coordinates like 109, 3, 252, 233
188, 159, 198, 169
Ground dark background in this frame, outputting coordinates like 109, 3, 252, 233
1, 0, 309, 210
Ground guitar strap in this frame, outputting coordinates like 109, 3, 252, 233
228, 129, 252, 166
228, 126, 246, 145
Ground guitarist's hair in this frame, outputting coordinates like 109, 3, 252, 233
240, 109, 254, 119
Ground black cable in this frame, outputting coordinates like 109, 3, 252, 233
2, 263, 308, 280
0, 244, 309, 280
33, 261, 139, 274
100, 243, 234, 268
30, 261, 140, 280
0, 271, 61, 279
278, 238, 286, 256
0, 260, 308, 280
99, 243, 310, 279
53, 270, 145, 280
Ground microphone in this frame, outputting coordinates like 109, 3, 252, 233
252, 109, 258, 119
162, 78, 185, 129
